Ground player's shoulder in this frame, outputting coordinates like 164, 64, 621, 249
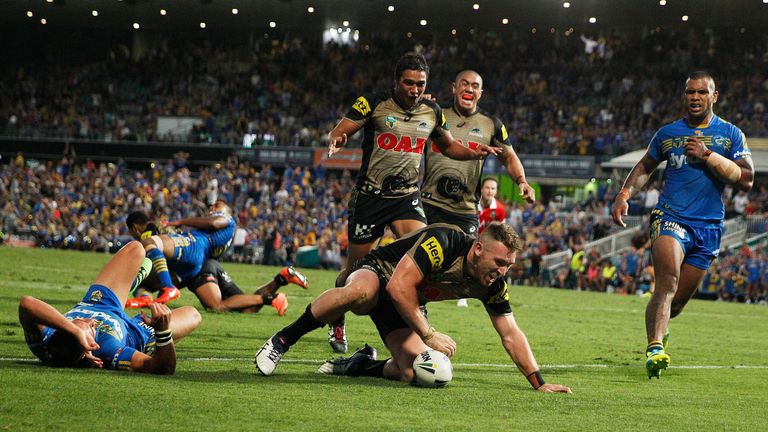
475, 107, 498, 123
657, 118, 687, 135
348, 92, 388, 117
712, 115, 744, 135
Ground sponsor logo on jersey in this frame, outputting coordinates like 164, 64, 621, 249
694, 130, 703, 137
386, 115, 397, 128
353, 96, 371, 116
713, 135, 725, 146
354, 223, 375, 239
668, 153, 687, 169
417, 121, 430, 132
661, 220, 687, 240
89, 290, 103, 303
377, 133, 427, 154
420, 236, 444, 271
487, 282, 510, 303
500, 124, 509, 141
469, 127, 483, 138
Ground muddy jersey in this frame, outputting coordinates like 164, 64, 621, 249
421, 107, 512, 215
344, 92, 447, 197
364, 223, 512, 315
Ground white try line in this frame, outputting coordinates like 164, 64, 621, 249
2, 357, 767, 369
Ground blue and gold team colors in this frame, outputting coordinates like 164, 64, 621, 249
169, 211, 236, 281
647, 115, 750, 269
26, 285, 156, 370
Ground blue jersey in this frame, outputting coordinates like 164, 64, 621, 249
169, 212, 236, 281
648, 115, 750, 224
27, 285, 155, 370
745, 258, 763, 283
190, 211, 236, 259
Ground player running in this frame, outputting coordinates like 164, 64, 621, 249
611, 71, 754, 378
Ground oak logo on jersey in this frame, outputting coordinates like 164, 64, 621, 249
420, 236, 444, 271
487, 282, 510, 303
377, 133, 427, 154
353, 96, 371, 116
386, 115, 397, 128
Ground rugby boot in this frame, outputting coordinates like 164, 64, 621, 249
328, 322, 348, 354
280, 266, 309, 289
155, 286, 181, 304
255, 334, 290, 376
317, 344, 378, 376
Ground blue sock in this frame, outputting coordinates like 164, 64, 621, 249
147, 248, 174, 288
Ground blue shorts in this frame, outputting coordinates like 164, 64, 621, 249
649, 211, 723, 271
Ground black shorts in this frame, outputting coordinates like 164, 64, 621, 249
348, 189, 427, 244
422, 202, 478, 236
185, 259, 244, 299
350, 258, 429, 341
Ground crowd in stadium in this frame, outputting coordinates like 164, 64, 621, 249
1, 151, 767, 303
2, 27, 768, 156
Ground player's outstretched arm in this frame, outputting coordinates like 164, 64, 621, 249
489, 312, 572, 393
610, 152, 660, 228
387, 254, 456, 357
19, 296, 103, 367
164, 215, 228, 230
499, 147, 535, 203
131, 302, 177, 374
327, 118, 362, 157
432, 129, 501, 161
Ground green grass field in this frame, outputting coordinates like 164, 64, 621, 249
1, 246, 767, 431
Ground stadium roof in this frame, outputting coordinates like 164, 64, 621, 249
3, 0, 767, 34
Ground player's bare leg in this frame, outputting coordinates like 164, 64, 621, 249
645, 236, 683, 378
382, 328, 431, 382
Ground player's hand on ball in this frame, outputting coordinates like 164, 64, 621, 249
537, 383, 573, 394
425, 331, 456, 358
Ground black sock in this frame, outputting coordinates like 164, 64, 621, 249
274, 274, 287, 286
330, 314, 345, 327
277, 303, 323, 346
349, 358, 387, 378
262, 294, 275, 305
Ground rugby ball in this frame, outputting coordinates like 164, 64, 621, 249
412, 349, 453, 388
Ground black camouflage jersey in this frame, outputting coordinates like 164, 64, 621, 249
364, 223, 512, 315
344, 92, 447, 197
421, 107, 512, 215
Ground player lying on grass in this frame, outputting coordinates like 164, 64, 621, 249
19, 241, 201, 374
126, 210, 309, 316
255, 222, 571, 393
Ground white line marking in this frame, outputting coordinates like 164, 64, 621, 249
3, 357, 767, 369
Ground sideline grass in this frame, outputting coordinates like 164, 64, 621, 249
1, 246, 767, 431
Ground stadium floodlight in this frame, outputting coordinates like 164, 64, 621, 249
92, 10, 98, 17
473, 3, 480, 10
659, 0, 667, 5
269, 21, 276, 28
502, 18, 509, 24
40, 18, 47, 24
200, 22, 206, 28
232, 8, 238, 15
343, 20, 349, 26
308, 6, 314, 13
160, 9, 167, 15
681, 15, 689, 21
26, 11, 33, 17
420, 19, 427, 26
589, 17, 597, 23
133, 22, 140, 29
563, 2, 570, 8
388, 5, 394, 12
